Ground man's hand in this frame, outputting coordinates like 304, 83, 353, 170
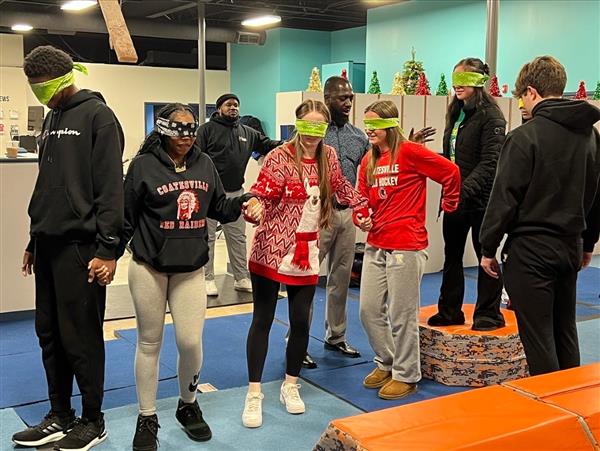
356, 213, 373, 232
89, 258, 116, 285
581, 252, 593, 270
409, 126, 436, 144
481, 256, 500, 279
22, 251, 34, 276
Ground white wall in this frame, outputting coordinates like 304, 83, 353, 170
25, 63, 230, 160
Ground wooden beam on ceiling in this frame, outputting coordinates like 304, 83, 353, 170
98, 0, 138, 63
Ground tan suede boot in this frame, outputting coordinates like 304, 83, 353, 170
378, 380, 417, 400
363, 368, 392, 388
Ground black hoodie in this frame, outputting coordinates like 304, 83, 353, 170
197, 113, 281, 191
481, 99, 600, 257
27, 89, 124, 259
121, 141, 251, 273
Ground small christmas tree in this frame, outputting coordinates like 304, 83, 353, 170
402, 47, 425, 95
435, 74, 448, 96
341, 68, 348, 79
415, 72, 431, 95
390, 72, 406, 95
593, 81, 600, 100
368, 71, 382, 94
489, 75, 501, 97
307, 67, 322, 92
575, 80, 588, 99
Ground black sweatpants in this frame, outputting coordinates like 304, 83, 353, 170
438, 208, 504, 325
246, 273, 315, 382
34, 239, 106, 420
503, 234, 581, 376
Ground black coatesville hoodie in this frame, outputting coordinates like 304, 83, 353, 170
481, 99, 600, 256
121, 140, 252, 273
27, 89, 124, 259
197, 113, 281, 192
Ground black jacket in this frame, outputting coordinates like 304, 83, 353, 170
27, 89, 124, 259
443, 100, 506, 211
121, 141, 251, 273
197, 113, 281, 191
481, 99, 600, 257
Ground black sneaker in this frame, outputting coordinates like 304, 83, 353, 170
53, 415, 107, 450
132, 414, 160, 451
12, 409, 75, 447
175, 399, 212, 441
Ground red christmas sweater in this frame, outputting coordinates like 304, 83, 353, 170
249, 144, 368, 285
356, 141, 460, 251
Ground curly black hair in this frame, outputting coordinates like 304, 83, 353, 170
23, 45, 73, 79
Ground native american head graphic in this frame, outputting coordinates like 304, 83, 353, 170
177, 190, 200, 220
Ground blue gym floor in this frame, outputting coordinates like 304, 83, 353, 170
1, 266, 598, 450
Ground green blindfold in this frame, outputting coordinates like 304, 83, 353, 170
295, 119, 328, 138
452, 71, 489, 88
363, 117, 400, 131
29, 63, 88, 106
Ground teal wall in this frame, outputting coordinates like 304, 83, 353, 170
331, 26, 366, 63
232, 1, 599, 135
278, 28, 331, 92
366, 0, 600, 93
231, 29, 281, 138
232, 28, 331, 136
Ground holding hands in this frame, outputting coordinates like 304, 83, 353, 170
243, 196, 264, 224
356, 212, 373, 232
91, 258, 117, 286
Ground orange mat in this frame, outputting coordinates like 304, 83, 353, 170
315, 364, 600, 451
503, 364, 600, 445
419, 304, 528, 386
419, 304, 519, 336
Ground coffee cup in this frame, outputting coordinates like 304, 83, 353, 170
5, 146, 18, 158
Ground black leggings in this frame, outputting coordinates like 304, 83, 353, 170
247, 273, 316, 382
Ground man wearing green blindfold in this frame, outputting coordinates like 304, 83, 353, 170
13, 45, 124, 451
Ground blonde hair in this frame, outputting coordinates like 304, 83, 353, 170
288, 99, 333, 229
364, 100, 406, 186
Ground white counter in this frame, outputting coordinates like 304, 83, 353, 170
0, 160, 37, 313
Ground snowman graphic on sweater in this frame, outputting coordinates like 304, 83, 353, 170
279, 178, 321, 277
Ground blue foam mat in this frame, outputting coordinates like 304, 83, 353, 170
303, 361, 470, 412
0, 408, 26, 446
576, 266, 600, 305
0, 318, 38, 357
14, 378, 181, 427
117, 314, 288, 390
578, 318, 600, 365
82, 381, 358, 451
0, 338, 175, 409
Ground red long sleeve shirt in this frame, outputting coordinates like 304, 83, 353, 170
356, 141, 460, 251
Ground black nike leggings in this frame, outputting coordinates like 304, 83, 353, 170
246, 273, 315, 382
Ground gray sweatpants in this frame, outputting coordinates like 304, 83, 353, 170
359, 245, 427, 383
205, 188, 250, 282
128, 258, 207, 415
319, 208, 356, 343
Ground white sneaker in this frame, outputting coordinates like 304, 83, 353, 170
234, 278, 253, 293
206, 280, 218, 297
242, 392, 264, 428
280, 382, 305, 414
